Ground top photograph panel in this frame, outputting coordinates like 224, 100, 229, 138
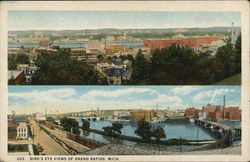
8, 11, 241, 85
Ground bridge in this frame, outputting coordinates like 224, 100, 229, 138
195, 119, 241, 130
192, 119, 241, 150
195, 119, 241, 141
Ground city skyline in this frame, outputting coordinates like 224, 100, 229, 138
9, 86, 241, 114
9, 11, 241, 31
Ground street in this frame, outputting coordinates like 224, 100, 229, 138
29, 119, 70, 155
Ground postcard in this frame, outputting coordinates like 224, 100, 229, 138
0, 1, 249, 162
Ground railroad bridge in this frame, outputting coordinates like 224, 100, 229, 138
193, 119, 241, 150
195, 119, 241, 141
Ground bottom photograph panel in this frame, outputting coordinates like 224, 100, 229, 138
8, 86, 241, 155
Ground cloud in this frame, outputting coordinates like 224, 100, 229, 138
171, 86, 200, 95
9, 87, 182, 113
80, 88, 159, 100
9, 88, 77, 104
192, 88, 235, 104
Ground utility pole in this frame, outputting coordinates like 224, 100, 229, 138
33, 126, 35, 145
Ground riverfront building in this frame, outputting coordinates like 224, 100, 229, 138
143, 37, 221, 51
184, 104, 241, 120
131, 110, 154, 122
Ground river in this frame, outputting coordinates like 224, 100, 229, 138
8, 41, 143, 48
74, 118, 224, 151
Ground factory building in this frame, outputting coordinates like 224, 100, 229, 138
143, 37, 221, 50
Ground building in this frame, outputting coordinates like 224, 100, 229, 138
131, 110, 154, 122
184, 108, 196, 117
106, 44, 126, 55
70, 48, 86, 56
106, 68, 125, 85
143, 37, 221, 51
113, 110, 131, 120
16, 121, 29, 140
225, 107, 241, 120
8, 70, 25, 84
35, 113, 46, 121
8, 122, 17, 140
86, 43, 105, 52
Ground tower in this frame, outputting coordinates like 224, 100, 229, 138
223, 95, 226, 120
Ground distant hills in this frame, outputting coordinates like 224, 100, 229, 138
9, 26, 241, 35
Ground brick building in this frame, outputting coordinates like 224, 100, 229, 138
184, 105, 241, 121
143, 37, 221, 50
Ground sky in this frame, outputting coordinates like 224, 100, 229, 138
8, 86, 241, 114
8, 11, 241, 31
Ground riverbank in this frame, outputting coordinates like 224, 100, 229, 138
82, 143, 241, 155
84, 128, 214, 146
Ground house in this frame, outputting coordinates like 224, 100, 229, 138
8, 70, 25, 84
16, 121, 29, 140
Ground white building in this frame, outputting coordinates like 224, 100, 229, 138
17, 121, 29, 140
35, 113, 46, 121
198, 112, 207, 120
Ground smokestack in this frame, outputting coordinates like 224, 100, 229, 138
223, 95, 225, 120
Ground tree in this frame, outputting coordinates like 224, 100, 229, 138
234, 34, 241, 73
15, 54, 29, 64
8, 55, 17, 70
131, 49, 151, 84
97, 54, 104, 62
60, 117, 79, 133
32, 49, 107, 85
216, 37, 236, 77
60, 117, 71, 132
152, 126, 166, 143
102, 122, 123, 136
72, 127, 80, 135
103, 126, 115, 135
82, 119, 90, 130
112, 123, 123, 135
134, 120, 152, 142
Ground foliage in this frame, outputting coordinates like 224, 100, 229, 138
8, 54, 29, 70
72, 127, 80, 135
60, 117, 79, 133
130, 49, 151, 84
111, 123, 123, 135
8, 55, 17, 69
32, 49, 107, 85
97, 54, 104, 62
15, 54, 29, 64
102, 122, 123, 136
152, 126, 166, 143
134, 120, 152, 142
129, 34, 241, 85
81, 119, 90, 130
